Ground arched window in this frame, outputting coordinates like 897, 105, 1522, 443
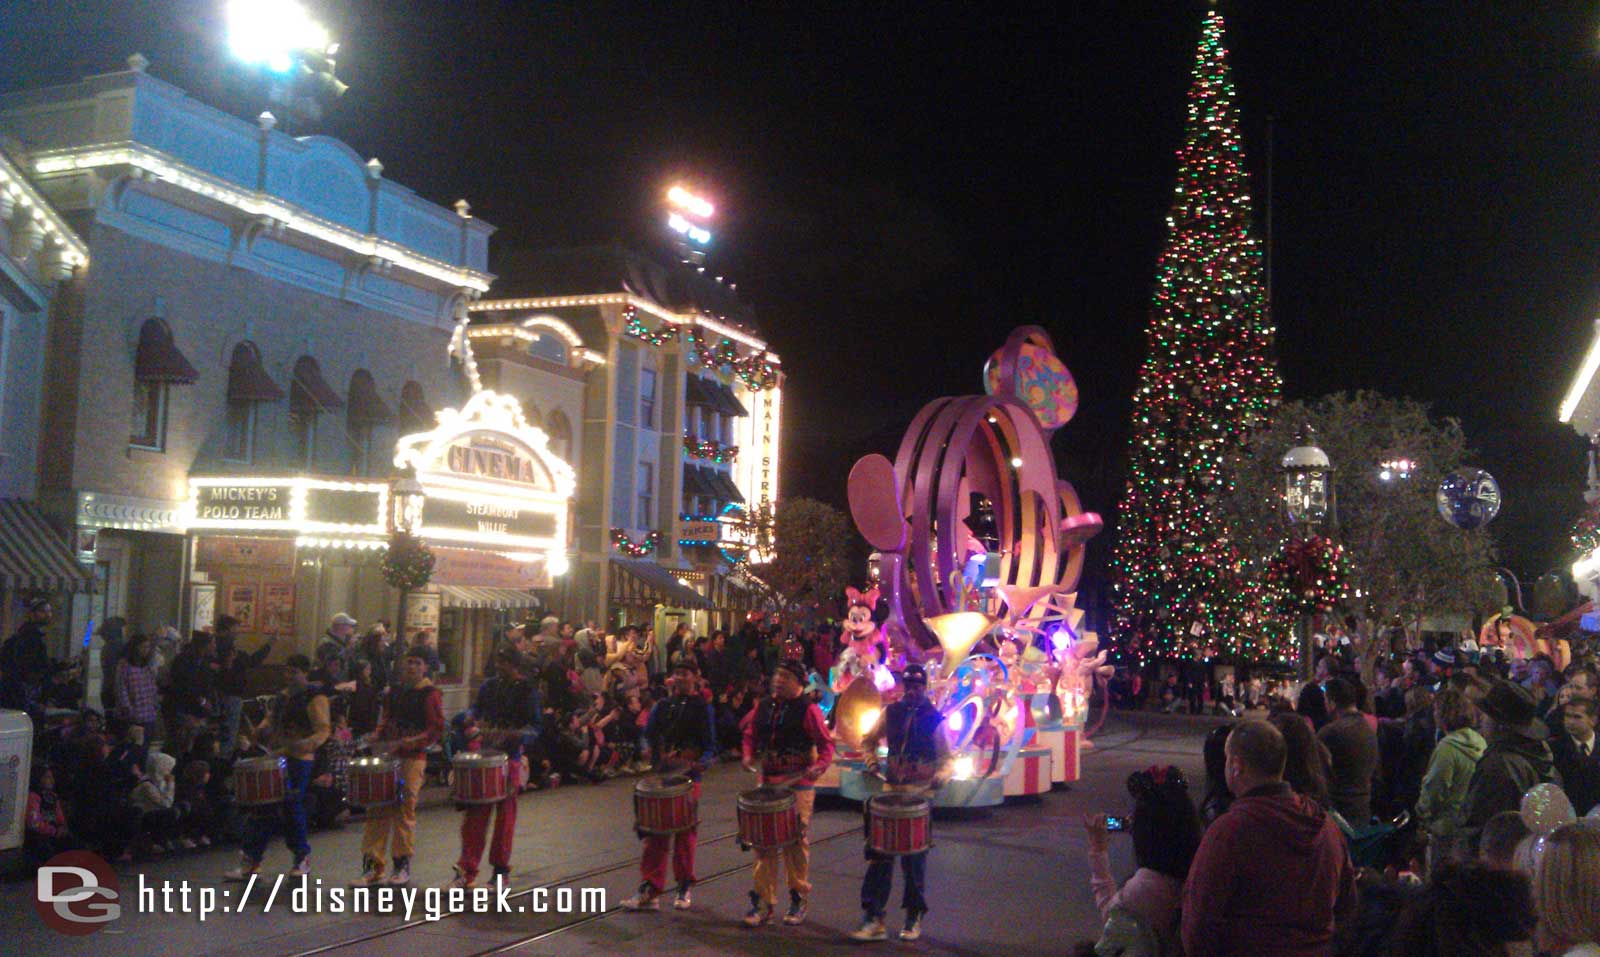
522, 399, 543, 431
399, 381, 432, 434
290, 356, 343, 471
527, 332, 569, 365
547, 410, 573, 462
224, 341, 284, 463
346, 370, 392, 474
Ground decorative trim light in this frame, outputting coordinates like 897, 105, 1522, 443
469, 292, 776, 357
33, 142, 490, 292
0, 148, 88, 265
1561, 322, 1600, 424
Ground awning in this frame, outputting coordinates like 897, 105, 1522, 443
399, 381, 433, 430
707, 469, 745, 503
0, 499, 93, 593
135, 319, 199, 384
707, 380, 749, 418
611, 559, 714, 609
347, 370, 393, 424
227, 342, 285, 402
683, 465, 716, 498
437, 585, 542, 610
291, 356, 345, 412
684, 376, 716, 409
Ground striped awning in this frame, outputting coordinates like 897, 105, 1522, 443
437, 585, 541, 610
0, 499, 93, 593
610, 559, 714, 610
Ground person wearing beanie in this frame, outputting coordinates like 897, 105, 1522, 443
739, 658, 835, 928
225, 654, 328, 881
450, 647, 539, 890
356, 647, 443, 887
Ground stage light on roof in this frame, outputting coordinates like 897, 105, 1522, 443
228, 0, 331, 71
667, 185, 714, 219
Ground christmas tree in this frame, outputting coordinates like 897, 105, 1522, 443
1109, 8, 1283, 665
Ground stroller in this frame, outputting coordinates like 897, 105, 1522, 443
1334, 808, 1413, 869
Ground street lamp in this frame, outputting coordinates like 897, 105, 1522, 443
1281, 425, 1332, 529
1281, 426, 1333, 681
227, 0, 347, 130
390, 477, 424, 534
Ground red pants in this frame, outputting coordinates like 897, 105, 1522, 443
641, 781, 699, 891
456, 793, 517, 881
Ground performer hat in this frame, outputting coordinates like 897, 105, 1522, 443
775, 659, 807, 684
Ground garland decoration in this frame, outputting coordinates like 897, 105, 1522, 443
1571, 507, 1600, 558
623, 304, 679, 346
611, 527, 660, 557
381, 530, 436, 591
683, 434, 739, 463
1265, 535, 1351, 614
686, 328, 778, 391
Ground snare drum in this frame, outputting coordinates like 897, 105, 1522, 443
234, 756, 287, 807
634, 775, 698, 835
737, 786, 800, 849
348, 756, 400, 807
452, 750, 510, 804
867, 792, 932, 856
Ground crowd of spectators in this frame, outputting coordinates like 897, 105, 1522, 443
1079, 627, 1600, 957
6, 602, 841, 871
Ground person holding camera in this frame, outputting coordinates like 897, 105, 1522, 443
849, 664, 951, 943
1081, 766, 1203, 957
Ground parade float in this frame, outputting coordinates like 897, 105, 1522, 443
825, 327, 1107, 807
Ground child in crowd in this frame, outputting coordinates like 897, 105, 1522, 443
310, 704, 353, 829
24, 766, 80, 866
176, 758, 218, 847
129, 751, 186, 853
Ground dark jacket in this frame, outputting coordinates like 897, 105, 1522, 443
168, 647, 216, 717
1317, 712, 1380, 825
1459, 725, 1559, 841
0, 622, 50, 710
1181, 782, 1357, 957
646, 694, 718, 780
1549, 731, 1600, 817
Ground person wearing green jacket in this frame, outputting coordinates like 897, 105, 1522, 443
1414, 688, 1486, 870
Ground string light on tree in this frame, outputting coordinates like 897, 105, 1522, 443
1109, 7, 1284, 666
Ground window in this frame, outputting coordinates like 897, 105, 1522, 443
224, 399, 255, 462
522, 400, 543, 431
637, 461, 654, 528
640, 367, 658, 430
527, 332, 569, 365
292, 410, 317, 470
547, 411, 572, 462
350, 421, 373, 474
130, 380, 167, 450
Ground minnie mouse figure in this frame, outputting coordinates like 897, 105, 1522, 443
832, 586, 895, 695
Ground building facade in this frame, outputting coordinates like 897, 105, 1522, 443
470, 245, 783, 639
0, 59, 572, 707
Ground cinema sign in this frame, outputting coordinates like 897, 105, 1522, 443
394, 390, 575, 559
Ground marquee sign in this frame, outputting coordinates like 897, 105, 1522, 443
394, 389, 575, 559
186, 477, 387, 534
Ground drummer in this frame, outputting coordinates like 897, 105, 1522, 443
355, 647, 443, 886
740, 659, 835, 927
622, 658, 717, 911
850, 663, 951, 942
224, 654, 329, 881
450, 646, 541, 889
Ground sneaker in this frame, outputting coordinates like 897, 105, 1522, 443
621, 883, 660, 911
783, 890, 808, 925
492, 866, 511, 885
289, 855, 311, 877
849, 917, 888, 942
223, 856, 260, 882
387, 858, 410, 885
353, 858, 383, 886
899, 913, 923, 941
178, 838, 197, 850
673, 884, 692, 910
742, 892, 773, 927
447, 867, 475, 890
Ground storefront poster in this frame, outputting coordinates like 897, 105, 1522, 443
190, 583, 217, 632
197, 537, 295, 570
260, 583, 296, 636
404, 591, 441, 634
225, 583, 258, 631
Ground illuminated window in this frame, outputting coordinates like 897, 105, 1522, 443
130, 381, 168, 451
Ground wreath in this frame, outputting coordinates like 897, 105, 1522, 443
381, 530, 435, 591
1265, 535, 1351, 614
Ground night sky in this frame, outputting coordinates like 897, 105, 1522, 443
6, 1, 1600, 595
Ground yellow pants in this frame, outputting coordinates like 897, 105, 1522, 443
753, 788, 815, 905
361, 756, 426, 871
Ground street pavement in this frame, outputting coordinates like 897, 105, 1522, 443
7, 711, 1224, 956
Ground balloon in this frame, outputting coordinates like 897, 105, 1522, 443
1520, 782, 1575, 835
983, 339, 1079, 430
1436, 469, 1501, 530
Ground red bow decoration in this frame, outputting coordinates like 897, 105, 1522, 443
845, 585, 881, 609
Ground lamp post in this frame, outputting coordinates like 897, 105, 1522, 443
1282, 426, 1333, 680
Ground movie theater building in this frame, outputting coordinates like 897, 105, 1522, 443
0, 60, 576, 697
469, 245, 782, 637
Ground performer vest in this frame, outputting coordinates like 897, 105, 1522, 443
476, 677, 535, 729
754, 695, 813, 760
884, 697, 945, 781
278, 687, 318, 739
388, 684, 437, 734
658, 694, 712, 753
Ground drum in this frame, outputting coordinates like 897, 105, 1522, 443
453, 750, 510, 804
234, 756, 286, 807
348, 756, 400, 807
634, 775, 698, 835
868, 793, 932, 856
737, 786, 800, 849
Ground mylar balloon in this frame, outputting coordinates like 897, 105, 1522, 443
1436, 469, 1501, 530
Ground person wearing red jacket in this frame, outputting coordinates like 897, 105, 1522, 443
740, 659, 835, 928
355, 648, 443, 886
1181, 720, 1356, 957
